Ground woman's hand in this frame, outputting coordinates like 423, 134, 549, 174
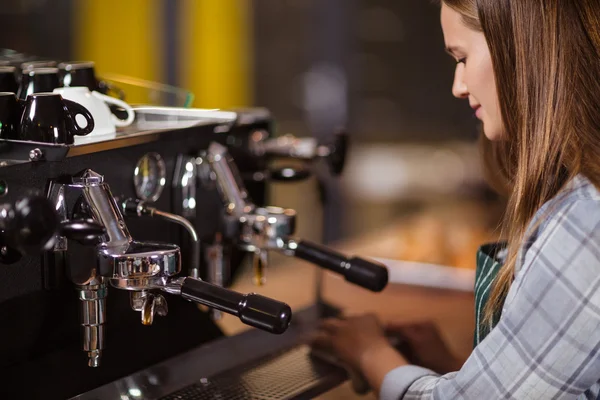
311, 314, 408, 393
386, 321, 464, 374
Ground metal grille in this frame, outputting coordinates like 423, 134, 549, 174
160, 345, 346, 400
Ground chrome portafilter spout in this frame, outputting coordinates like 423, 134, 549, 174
120, 198, 220, 320
221, 205, 297, 287
100, 240, 179, 326
77, 277, 107, 367
104, 240, 292, 334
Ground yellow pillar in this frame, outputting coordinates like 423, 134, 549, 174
72, 0, 163, 103
179, 0, 253, 109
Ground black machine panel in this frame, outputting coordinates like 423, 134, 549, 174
0, 118, 271, 400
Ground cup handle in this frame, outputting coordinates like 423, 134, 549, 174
92, 91, 135, 127
63, 99, 95, 136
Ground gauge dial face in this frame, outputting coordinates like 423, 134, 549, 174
133, 153, 166, 202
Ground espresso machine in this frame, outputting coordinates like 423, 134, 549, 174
0, 51, 389, 399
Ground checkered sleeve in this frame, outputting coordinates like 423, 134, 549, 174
380, 197, 600, 399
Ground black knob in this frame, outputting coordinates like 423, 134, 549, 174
326, 131, 348, 176
119, 197, 148, 217
60, 219, 105, 245
180, 277, 292, 334
269, 166, 312, 182
293, 240, 388, 292
0, 196, 59, 254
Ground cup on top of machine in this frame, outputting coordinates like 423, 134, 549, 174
18, 93, 94, 145
53, 86, 134, 141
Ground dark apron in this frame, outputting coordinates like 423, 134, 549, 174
473, 242, 507, 347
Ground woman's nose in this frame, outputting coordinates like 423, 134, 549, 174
451, 64, 469, 99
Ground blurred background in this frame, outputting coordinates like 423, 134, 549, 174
0, 0, 503, 267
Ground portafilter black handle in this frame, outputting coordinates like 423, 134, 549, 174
179, 277, 292, 334
292, 240, 388, 292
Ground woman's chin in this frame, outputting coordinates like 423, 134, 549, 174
482, 124, 504, 141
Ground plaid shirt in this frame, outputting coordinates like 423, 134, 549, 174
381, 175, 600, 399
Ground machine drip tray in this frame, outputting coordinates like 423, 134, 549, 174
161, 345, 346, 400
72, 305, 349, 400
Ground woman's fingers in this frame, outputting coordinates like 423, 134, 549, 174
309, 331, 333, 351
318, 317, 345, 332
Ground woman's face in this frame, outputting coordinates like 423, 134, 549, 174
441, 4, 503, 140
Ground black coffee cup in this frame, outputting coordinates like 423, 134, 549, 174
59, 61, 125, 99
59, 61, 96, 89
17, 67, 61, 100
19, 93, 95, 144
0, 66, 18, 93
0, 92, 21, 140
21, 60, 58, 72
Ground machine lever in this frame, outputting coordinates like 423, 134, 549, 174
289, 239, 388, 292
177, 277, 292, 334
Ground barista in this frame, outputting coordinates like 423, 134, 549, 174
312, 0, 600, 398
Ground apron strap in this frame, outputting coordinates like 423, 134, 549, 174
473, 241, 507, 347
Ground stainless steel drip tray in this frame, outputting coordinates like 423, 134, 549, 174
163, 345, 346, 400
71, 305, 349, 400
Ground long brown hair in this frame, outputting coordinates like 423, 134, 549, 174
441, 0, 600, 324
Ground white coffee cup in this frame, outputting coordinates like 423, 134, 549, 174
53, 86, 134, 139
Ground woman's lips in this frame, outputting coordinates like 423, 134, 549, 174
473, 106, 482, 119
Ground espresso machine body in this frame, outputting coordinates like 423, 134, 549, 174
0, 115, 273, 399
0, 50, 388, 400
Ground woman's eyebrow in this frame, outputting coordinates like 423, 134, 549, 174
445, 45, 462, 56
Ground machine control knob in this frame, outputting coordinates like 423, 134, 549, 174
0, 195, 59, 254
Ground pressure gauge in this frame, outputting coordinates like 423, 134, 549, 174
133, 153, 166, 202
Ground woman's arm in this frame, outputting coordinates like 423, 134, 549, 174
361, 342, 410, 394
314, 198, 600, 399
380, 198, 600, 399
